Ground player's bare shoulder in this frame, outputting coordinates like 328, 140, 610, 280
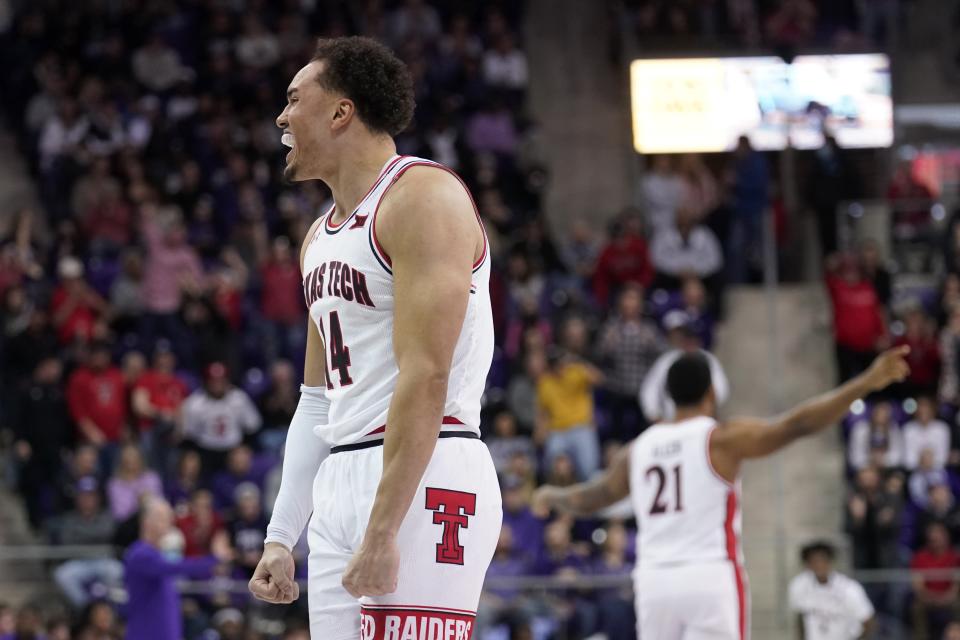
375, 165, 482, 265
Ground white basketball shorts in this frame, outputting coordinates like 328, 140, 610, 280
635, 560, 750, 640
307, 433, 502, 640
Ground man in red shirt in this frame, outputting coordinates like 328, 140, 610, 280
893, 308, 941, 398
911, 522, 959, 639
825, 253, 887, 383
67, 341, 128, 469
132, 344, 188, 474
259, 236, 305, 362
50, 257, 109, 345
592, 215, 654, 307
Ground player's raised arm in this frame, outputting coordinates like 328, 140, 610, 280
710, 346, 910, 479
250, 218, 331, 605
340, 166, 481, 598
532, 443, 631, 517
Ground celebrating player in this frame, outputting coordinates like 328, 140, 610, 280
533, 346, 910, 639
248, 36, 501, 639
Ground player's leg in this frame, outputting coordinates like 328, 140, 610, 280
308, 455, 363, 640
360, 437, 502, 640
682, 561, 750, 640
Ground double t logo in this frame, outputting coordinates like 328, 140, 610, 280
425, 488, 476, 565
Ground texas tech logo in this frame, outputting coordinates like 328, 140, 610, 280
425, 488, 476, 565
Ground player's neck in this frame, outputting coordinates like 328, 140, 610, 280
674, 407, 708, 422
326, 138, 397, 224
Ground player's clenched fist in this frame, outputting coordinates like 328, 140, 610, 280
249, 542, 300, 604
865, 345, 911, 391
341, 533, 400, 598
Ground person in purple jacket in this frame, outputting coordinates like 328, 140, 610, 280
123, 497, 231, 640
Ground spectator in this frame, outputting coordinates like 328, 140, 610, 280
531, 519, 587, 576
677, 277, 716, 349
139, 204, 203, 358
591, 522, 635, 640
727, 135, 769, 283
939, 308, 960, 408
108, 251, 143, 335
677, 154, 719, 221
479, 524, 532, 627
176, 489, 225, 558
210, 445, 269, 510
228, 483, 267, 579
824, 253, 887, 383
888, 160, 935, 236
234, 17, 280, 70
131, 34, 187, 92
591, 215, 654, 307
915, 485, 960, 549
640, 311, 729, 423
258, 237, 305, 363
507, 349, 544, 433
536, 348, 603, 480
500, 474, 545, 565
66, 341, 128, 461
52, 477, 123, 610
107, 444, 162, 522
388, 0, 443, 45
165, 450, 203, 511
847, 401, 904, 471
465, 98, 518, 156
764, 0, 818, 47
787, 541, 875, 640
909, 452, 950, 508
808, 135, 860, 258
487, 411, 535, 474
257, 360, 299, 438
1, 606, 44, 640
559, 218, 600, 288
910, 522, 959, 640
640, 155, 687, 233
903, 396, 951, 471
75, 601, 118, 640
596, 285, 666, 440
13, 356, 71, 529
56, 445, 103, 515
49, 256, 108, 345
894, 308, 942, 398
482, 33, 528, 91
859, 240, 892, 309
181, 362, 261, 472
847, 466, 901, 569
123, 497, 229, 640
131, 344, 188, 474
650, 206, 724, 292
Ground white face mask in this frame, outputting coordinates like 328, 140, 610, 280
159, 528, 185, 560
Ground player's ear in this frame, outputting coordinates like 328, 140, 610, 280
331, 98, 355, 130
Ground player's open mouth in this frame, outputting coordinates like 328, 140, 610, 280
282, 132, 295, 162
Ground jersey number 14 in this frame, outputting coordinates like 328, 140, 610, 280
318, 311, 353, 388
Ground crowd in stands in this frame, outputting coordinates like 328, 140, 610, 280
0, 0, 759, 639
621, 0, 903, 51
824, 159, 960, 637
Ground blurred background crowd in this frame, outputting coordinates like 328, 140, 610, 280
0, 0, 955, 638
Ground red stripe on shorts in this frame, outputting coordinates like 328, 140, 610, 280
364, 416, 464, 437
725, 489, 746, 640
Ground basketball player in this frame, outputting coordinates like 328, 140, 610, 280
247, 37, 501, 639
533, 346, 911, 639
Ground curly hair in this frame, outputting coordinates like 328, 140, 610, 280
311, 36, 415, 137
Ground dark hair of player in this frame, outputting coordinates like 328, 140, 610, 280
666, 351, 712, 408
800, 541, 836, 562
311, 36, 415, 137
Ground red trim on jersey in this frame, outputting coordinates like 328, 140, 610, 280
364, 415, 464, 437
369, 160, 488, 271
325, 155, 406, 232
706, 425, 736, 488
725, 490, 746, 640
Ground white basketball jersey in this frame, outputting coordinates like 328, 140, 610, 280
630, 416, 743, 568
301, 155, 493, 447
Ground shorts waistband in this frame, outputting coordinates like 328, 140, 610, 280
330, 430, 480, 454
